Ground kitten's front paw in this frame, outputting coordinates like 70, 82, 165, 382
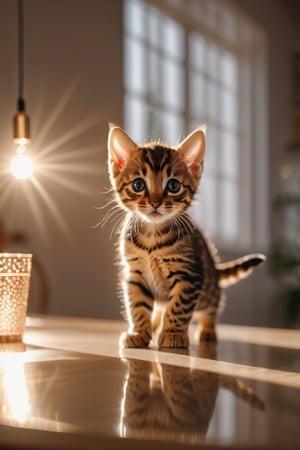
158, 331, 189, 348
121, 330, 151, 348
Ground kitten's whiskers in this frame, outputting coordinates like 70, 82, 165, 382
94, 204, 124, 229
110, 213, 126, 239
97, 194, 118, 210
173, 213, 194, 240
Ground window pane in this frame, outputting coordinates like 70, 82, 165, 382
124, 95, 146, 143
220, 178, 238, 240
148, 48, 160, 100
124, 37, 145, 94
147, 109, 163, 140
207, 80, 219, 120
194, 173, 218, 234
147, 7, 160, 47
162, 59, 184, 110
124, 0, 145, 37
189, 33, 205, 72
205, 125, 218, 173
162, 16, 184, 61
221, 51, 238, 91
220, 90, 238, 129
207, 42, 219, 79
190, 71, 205, 117
161, 112, 184, 144
220, 131, 239, 178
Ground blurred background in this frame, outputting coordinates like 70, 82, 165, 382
0, 0, 299, 328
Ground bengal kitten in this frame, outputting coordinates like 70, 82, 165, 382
107, 124, 265, 348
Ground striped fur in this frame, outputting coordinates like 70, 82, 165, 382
217, 254, 266, 288
107, 125, 266, 348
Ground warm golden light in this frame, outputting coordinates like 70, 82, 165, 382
10, 153, 34, 180
14, 137, 30, 146
2, 358, 30, 424
0, 253, 32, 342
0, 81, 103, 238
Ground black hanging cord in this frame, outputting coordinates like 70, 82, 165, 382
17, 0, 25, 112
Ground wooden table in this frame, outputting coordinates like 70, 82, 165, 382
0, 315, 299, 449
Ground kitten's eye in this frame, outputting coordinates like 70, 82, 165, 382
166, 178, 181, 194
132, 178, 146, 192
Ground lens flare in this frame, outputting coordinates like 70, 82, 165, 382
10, 154, 34, 180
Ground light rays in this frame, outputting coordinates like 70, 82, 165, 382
38, 145, 99, 164
18, 180, 48, 238
0, 177, 17, 210
37, 169, 93, 200
1, 80, 106, 239
33, 79, 80, 151
36, 112, 102, 161
30, 176, 72, 239
37, 159, 101, 175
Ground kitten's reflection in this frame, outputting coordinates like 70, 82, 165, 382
119, 343, 264, 442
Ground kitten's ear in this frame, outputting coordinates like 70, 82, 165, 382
108, 124, 137, 171
177, 126, 206, 174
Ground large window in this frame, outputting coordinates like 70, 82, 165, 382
124, 0, 267, 252
124, 1, 185, 143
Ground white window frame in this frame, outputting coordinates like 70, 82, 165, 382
123, 0, 268, 253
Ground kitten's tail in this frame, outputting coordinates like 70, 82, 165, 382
216, 254, 266, 288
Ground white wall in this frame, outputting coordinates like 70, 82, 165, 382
0, 0, 123, 319
0, 0, 298, 326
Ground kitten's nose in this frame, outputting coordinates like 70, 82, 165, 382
150, 200, 162, 210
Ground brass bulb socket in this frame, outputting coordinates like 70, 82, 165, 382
13, 111, 31, 144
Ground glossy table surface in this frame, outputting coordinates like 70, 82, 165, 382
0, 315, 299, 449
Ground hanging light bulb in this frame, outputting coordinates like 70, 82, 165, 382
11, 0, 34, 180
10, 153, 34, 180
11, 98, 34, 179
